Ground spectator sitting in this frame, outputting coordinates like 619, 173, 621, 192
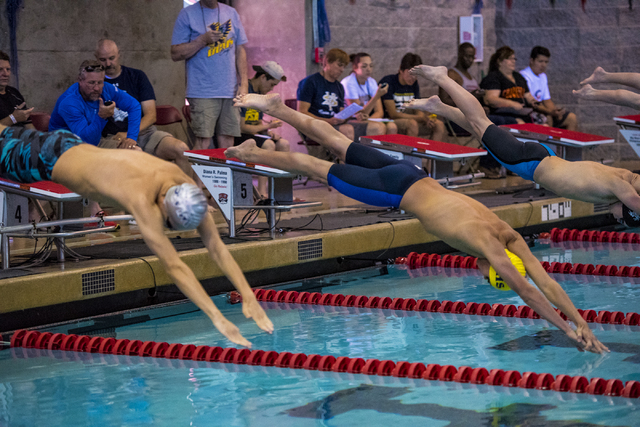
49, 59, 142, 215
379, 53, 446, 140
297, 48, 365, 141
439, 43, 484, 108
0, 50, 34, 128
171, 0, 248, 150
95, 39, 193, 178
341, 52, 396, 135
520, 46, 578, 131
480, 46, 538, 126
235, 60, 290, 198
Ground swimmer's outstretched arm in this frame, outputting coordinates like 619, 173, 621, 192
134, 204, 257, 348
197, 213, 274, 335
233, 93, 352, 162
573, 84, 640, 110
581, 67, 640, 91
506, 239, 609, 354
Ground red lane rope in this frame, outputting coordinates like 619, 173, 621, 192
394, 251, 640, 279
9, 329, 640, 399
248, 288, 640, 328
546, 227, 640, 244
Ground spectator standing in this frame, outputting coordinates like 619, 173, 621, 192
171, 0, 248, 149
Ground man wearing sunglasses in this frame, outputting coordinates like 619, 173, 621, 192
49, 59, 142, 151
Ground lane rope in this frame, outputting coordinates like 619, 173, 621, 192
395, 251, 640, 279
546, 227, 640, 244
247, 288, 640, 328
8, 329, 640, 399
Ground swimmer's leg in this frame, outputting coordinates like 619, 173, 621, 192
226, 139, 332, 184
233, 93, 351, 162
409, 65, 492, 140
404, 95, 475, 135
573, 84, 640, 110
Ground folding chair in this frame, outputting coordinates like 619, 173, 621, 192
30, 112, 51, 132
155, 105, 193, 148
443, 118, 481, 175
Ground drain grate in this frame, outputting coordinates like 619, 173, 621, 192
82, 269, 115, 296
593, 203, 610, 214
298, 239, 323, 261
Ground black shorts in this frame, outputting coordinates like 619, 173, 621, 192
481, 124, 555, 181
234, 133, 269, 148
327, 143, 427, 208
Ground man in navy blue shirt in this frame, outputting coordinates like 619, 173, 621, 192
95, 39, 192, 178
380, 53, 445, 141
297, 48, 358, 141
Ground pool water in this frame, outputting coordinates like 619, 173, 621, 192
1, 238, 639, 426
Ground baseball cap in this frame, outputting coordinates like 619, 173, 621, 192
252, 61, 287, 82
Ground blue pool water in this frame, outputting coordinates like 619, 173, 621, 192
1, 239, 640, 426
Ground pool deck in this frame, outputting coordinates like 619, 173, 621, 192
0, 175, 619, 333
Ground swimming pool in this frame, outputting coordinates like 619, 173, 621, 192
1, 237, 639, 426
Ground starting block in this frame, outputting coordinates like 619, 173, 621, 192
358, 134, 487, 187
502, 123, 614, 161
185, 149, 321, 238
0, 179, 130, 269
614, 115, 640, 157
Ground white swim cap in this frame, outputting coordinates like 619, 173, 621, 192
163, 183, 207, 230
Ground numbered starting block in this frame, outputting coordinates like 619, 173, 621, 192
0, 179, 131, 269
502, 123, 614, 161
614, 115, 640, 156
185, 149, 321, 237
358, 134, 487, 187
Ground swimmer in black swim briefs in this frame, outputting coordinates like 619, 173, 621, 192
226, 92, 608, 354
405, 65, 640, 228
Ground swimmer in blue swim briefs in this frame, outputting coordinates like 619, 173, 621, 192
0, 122, 273, 347
227, 92, 608, 354
405, 65, 640, 229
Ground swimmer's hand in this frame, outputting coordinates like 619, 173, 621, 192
212, 315, 252, 348
242, 293, 274, 334
573, 324, 610, 354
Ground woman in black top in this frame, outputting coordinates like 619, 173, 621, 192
480, 46, 537, 125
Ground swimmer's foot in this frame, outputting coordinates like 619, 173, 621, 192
409, 65, 448, 83
225, 139, 260, 163
404, 96, 445, 115
580, 66, 608, 86
573, 84, 597, 100
233, 93, 282, 115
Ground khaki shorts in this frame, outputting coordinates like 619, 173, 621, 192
99, 126, 172, 154
187, 97, 241, 138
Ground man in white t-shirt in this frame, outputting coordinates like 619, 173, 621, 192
520, 46, 578, 131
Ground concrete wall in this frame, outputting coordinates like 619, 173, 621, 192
234, 0, 307, 150
493, 0, 640, 164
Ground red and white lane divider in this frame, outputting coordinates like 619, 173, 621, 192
8, 329, 640, 399
248, 288, 640, 328
396, 251, 640, 278
545, 227, 640, 244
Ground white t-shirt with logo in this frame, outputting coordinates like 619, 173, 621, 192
520, 66, 550, 102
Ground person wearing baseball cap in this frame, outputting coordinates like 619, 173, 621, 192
234, 61, 290, 198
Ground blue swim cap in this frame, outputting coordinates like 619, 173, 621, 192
163, 183, 207, 230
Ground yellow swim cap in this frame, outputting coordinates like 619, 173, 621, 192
488, 249, 526, 291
